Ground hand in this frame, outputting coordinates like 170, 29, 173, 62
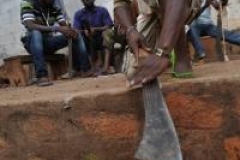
129, 54, 170, 87
126, 28, 150, 61
211, 0, 228, 9
90, 27, 96, 34
57, 26, 78, 39
84, 29, 91, 37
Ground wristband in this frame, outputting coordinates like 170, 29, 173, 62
51, 26, 58, 33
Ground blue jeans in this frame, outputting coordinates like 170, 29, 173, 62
188, 22, 240, 56
23, 30, 90, 78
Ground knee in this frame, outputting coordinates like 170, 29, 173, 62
30, 30, 43, 41
29, 30, 43, 51
76, 34, 84, 42
76, 34, 88, 52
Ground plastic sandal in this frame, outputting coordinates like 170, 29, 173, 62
169, 50, 194, 78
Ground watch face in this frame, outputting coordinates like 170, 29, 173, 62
156, 48, 163, 55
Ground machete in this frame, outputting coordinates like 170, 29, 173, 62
215, 0, 229, 61
135, 79, 183, 160
57, 0, 74, 77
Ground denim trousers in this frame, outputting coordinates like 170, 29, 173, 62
23, 30, 90, 78
188, 22, 240, 55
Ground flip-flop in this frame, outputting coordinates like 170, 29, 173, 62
169, 50, 194, 78
37, 78, 53, 87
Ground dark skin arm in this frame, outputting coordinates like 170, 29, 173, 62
115, 0, 188, 86
131, 0, 139, 24
24, 20, 78, 38
84, 25, 112, 36
114, 4, 148, 62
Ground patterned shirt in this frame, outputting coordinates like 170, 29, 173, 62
20, 0, 66, 28
73, 6, 113, 31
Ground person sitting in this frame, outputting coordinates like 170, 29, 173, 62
20, 0, 91, 86
187, 0, 240, 60
73, 0, 114, 76
102, 28, 116, 74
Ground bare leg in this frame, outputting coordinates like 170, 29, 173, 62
173, 28, 192, 76
102, 49, 110, 73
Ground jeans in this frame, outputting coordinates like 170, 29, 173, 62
187, 27, 205, 56
188, 22, 240, 56
23, 30, 90, 78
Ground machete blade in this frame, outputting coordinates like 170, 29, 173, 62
135, 79, 183, 160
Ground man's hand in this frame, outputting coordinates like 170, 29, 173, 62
127, 28, 150, 61
57, 26, 78, 39
129, 54, 170, 86
90, 28, 96, 34
211, 0, 228, 9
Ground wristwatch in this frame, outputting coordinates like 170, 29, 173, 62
155, 48, 169, 58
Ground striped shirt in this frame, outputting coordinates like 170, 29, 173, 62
20, 0, 66, 28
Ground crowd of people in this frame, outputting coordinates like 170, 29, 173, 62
21, 0, 114, 86
20, 0, 240, 87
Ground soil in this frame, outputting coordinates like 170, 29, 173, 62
79, 113, 139, 139
0, 60, 239, 106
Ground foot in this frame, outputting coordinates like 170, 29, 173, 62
81, 70, 94, 78
108, 66, 116, 74
195, 53, 206, 61
92, 67, 103, 77
37, 77, 53, 87
173, 59, 193, 78
61, 71, 78, 79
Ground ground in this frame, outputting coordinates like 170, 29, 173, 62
0, 60, 240, 105
0, 60, 240, 160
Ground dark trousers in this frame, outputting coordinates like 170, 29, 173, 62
23, 30, 90, 78
188, 22, 240, 56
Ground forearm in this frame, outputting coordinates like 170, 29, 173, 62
114, 5, 135, 29
93, 25, 111, 31
59, 21, 68, 26
157, 0, 187, 54
25, 22, 54, 32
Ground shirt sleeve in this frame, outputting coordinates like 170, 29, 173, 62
20, 0, 36, 23
101, 8, 114, 26
73, 11, 82, 29
114, 0, 131, 8
54, 7, 67, 23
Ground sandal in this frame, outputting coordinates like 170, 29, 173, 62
37, 77, 53, 87
169, 50, 194, 78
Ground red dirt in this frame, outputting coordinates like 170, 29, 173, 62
166, 92, 223, 130
23, 117, 56, 140
0, 138, 7, 150
79, 113, 140, 139
224, 137, 240, 160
